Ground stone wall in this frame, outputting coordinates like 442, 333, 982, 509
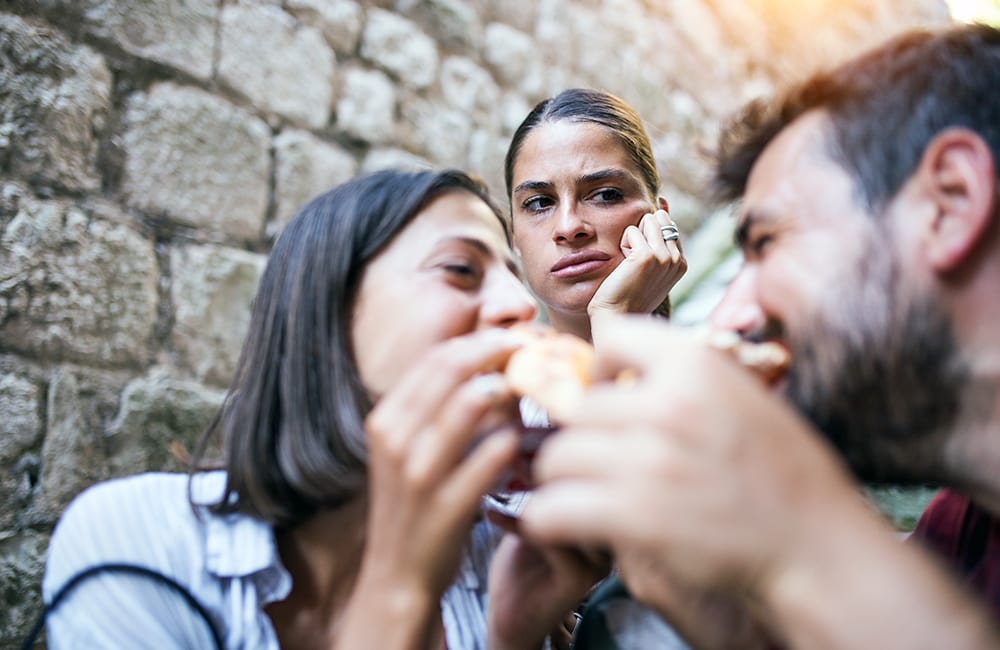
0, 0, 948, 644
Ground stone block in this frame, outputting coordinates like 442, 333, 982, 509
499, 91, 532, 135
75, 0, 216, 80
286, 0, 364, 54
482, 22, 539, 94
171, 244, 266, 386
274, 129, 357, 230
0, 374, 42, 464
653, 131, 711, 198
568, 7, 613, 76
361, 147, 431, 173
360, 8, 438, 89
482, 0, 538, 33
533, 0, 574, 69
0, 530, 47, 649
0, 193, 158, 366
218, 4, 335, 128
0, 373, 42, 530
439, 56, 500, 118
122, 82, 270, 242
33, 369, 109, 519
399, 0, 481, 51
106, 368, 226, 477
662, 0, 733, 73
466, 129, 507, 200
0, 14, 110, 193
335, 66, 397, 145
400, 97, 471, 167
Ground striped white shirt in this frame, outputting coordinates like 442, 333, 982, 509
43, 472, 502, 649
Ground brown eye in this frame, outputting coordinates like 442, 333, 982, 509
521, 196, 553, 213
751, 234, 774, 256
442, 261, 484, 288
592, 188, 624, 203
444, 263, 476, 278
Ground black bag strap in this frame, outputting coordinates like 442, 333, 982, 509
570, 574, 629, 650
22, 562, 225, 650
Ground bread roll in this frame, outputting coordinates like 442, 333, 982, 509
504, 324, 594, 423
698, 328, 791, 384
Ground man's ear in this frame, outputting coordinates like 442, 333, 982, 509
918, 128, 997, 272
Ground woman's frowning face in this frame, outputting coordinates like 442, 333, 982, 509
509, 121, 655, 317
351, 191, 538, 397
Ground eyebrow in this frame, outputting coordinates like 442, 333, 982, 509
511, 179, 552, 195
578, 168, 634, 187
735, 209, 765, 248
511, 168, 638, 196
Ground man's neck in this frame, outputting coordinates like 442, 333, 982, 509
940, 349, 1000, 517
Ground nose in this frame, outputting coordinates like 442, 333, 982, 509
481, 268, 539, 328
709, 266, 765, 336
552, 202, 594, 244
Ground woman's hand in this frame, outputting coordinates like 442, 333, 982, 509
587, 199, 687, 320
486, 511, 609, 650
342, 331, 523, 648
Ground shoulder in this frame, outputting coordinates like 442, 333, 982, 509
911, 489, 970, 541
43, 472, 210, 599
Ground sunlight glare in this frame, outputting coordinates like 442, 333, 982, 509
946, 0, 1000, 24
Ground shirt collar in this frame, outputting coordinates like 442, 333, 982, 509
192, 472, 292, 604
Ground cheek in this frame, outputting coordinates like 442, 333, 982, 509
350, 295, 389, 394
757, 252, 836, 334
371, 303, 483, 393
605, 201, 648, 238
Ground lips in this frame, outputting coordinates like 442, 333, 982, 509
550, 249, 612, 279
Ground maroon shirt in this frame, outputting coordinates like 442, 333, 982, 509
910, 488, 1000, 619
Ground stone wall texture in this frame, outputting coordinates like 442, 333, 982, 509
0, 0, 949, 644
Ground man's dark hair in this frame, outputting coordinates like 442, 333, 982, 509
712, 23, 1000, 212
192, 169, 504, 527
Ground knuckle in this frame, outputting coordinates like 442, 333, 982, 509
401, 453, 436, 490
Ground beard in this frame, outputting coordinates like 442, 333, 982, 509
781, 252, 969, 485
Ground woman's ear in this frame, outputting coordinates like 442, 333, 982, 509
658, 196, 670, 213
918, 128, 997, 272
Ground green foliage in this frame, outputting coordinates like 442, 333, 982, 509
864, 485, 939, 532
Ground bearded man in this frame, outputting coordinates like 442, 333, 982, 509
515, 23, 1000, 649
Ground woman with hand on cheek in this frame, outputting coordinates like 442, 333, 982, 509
41, 169, 542, 649
505, 87, 687, 346
487, 89, 693, 650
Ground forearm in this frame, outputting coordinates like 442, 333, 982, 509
764, 499, 1000, 650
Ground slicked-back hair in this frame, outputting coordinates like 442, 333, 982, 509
504, 87, 670, 316
505, 88, 660, 205
193, 169, 505, 527
712, 23, 1000, 213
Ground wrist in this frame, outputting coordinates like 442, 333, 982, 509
587, 299, 626, 320
341, 568, 439, 647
